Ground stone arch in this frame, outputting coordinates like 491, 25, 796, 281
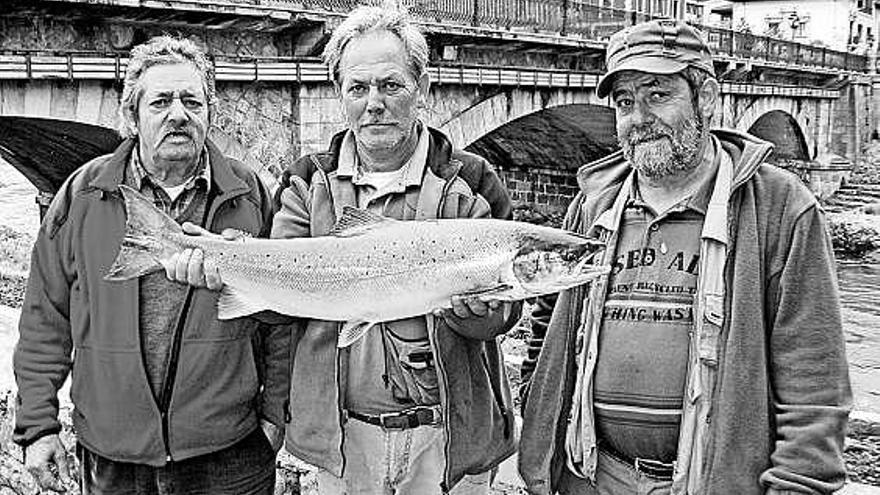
747, 110, 811, 160
734, 97, 815, 160
0, 80, 123, 129
465, 103, 619, 170
433, 87, 606, 149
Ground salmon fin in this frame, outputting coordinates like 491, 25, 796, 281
217, 284, 264, 320
104, 185, 182, 281
330, 206, 396, 238
459, 283, 515, 298
337, 320, 377, 348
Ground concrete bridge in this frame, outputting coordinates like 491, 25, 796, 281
0, 0, 875, 215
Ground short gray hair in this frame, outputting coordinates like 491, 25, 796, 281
323, 2, 429, 83
118, 35, 216, 138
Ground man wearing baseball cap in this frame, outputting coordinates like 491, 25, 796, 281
518, 20, 851, 494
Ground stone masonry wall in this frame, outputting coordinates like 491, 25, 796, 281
498, 166, 580, 218
211, 82, 297, 187
832, 82, 874, 162
0, 16, 291, 56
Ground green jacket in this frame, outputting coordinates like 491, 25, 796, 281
272, 127, 519, 491
13, 139, 289, 465
519, 130, 851, 494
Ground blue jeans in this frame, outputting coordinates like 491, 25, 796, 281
557, 450, 672, 495
311, 417, 490, 495
77, 429, 276, 495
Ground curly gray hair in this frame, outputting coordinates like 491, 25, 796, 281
323, 1, 429, 83
118, 35, 216, 138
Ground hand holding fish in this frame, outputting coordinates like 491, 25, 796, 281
434, 296, 517, 341
159, 222, 245, 291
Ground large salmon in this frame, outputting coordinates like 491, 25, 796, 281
106, 185, 608, 346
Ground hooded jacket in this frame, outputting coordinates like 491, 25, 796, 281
13, 139, 290, 465
272, 127, 519, 491
519, 130, 851, 494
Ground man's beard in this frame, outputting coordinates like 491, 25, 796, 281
619, 111, 704, 180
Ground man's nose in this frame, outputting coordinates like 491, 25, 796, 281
365, 85, 385, 114
630, 99, 653, 125
167, 98, 189, 123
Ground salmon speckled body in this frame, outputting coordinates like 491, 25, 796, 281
106, 185, 608, 346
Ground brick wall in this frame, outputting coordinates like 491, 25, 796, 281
497, 165, 580, 217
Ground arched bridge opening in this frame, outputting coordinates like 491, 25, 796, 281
465, 103, 619, 222
0, 117, 121, 196
746, 110, 810, 162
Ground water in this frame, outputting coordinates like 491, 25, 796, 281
0, 158, 878, 414
0, 157, 39, 237
838, 260, 880, 416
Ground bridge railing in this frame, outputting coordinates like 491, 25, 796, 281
700, 26, 867, 71
279, 0, 869, 72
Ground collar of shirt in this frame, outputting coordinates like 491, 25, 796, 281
337, 121, 430, 194
128, 146, 211, 197
627, 137, 719, 217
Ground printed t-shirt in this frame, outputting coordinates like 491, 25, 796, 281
593, 172, 714, 463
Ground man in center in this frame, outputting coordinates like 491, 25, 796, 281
271, 5, 520, 494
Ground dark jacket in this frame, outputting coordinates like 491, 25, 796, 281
519, 130, 851, 494
272, 127, 519, 491
13, 139, 290, 465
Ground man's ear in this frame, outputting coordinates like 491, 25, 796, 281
698, 77, 720, 121
122, 104, 139, 137
417, 72, 431, 108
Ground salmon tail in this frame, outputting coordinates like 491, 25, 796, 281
104, 185, 183, 281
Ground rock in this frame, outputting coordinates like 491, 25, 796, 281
827, 211, 880, 256
859, 202, 880, 215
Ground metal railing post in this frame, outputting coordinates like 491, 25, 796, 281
562, 0, 569, 36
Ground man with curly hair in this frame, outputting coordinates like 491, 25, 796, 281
13, 36, 287, 493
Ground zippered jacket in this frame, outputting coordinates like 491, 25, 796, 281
272, 127, 519, 491
519, 129, 851, 494
13, 139, 290, 465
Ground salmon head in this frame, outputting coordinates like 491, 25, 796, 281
511, 228, 608, 297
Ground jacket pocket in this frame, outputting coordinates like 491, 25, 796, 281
382, 327, 440, 405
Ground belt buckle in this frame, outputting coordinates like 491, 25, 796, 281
379, 411, 408, 430
416, 405, 441, 426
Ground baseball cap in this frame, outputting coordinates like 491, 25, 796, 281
596, 20, 715, 99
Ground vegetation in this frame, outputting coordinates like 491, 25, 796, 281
0, 226, 30, 308
828, 212, 880, 258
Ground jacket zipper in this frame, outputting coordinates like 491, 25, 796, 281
427, 317, 452, 493
159, 288, 195, 462
480, 348, 512, 439
336, 324, 347, 476
157, 190, 229, 462
699, 204, 736, 486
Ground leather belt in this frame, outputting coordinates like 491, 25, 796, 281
600, 445, 675, 481
347, 405, 442, 430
